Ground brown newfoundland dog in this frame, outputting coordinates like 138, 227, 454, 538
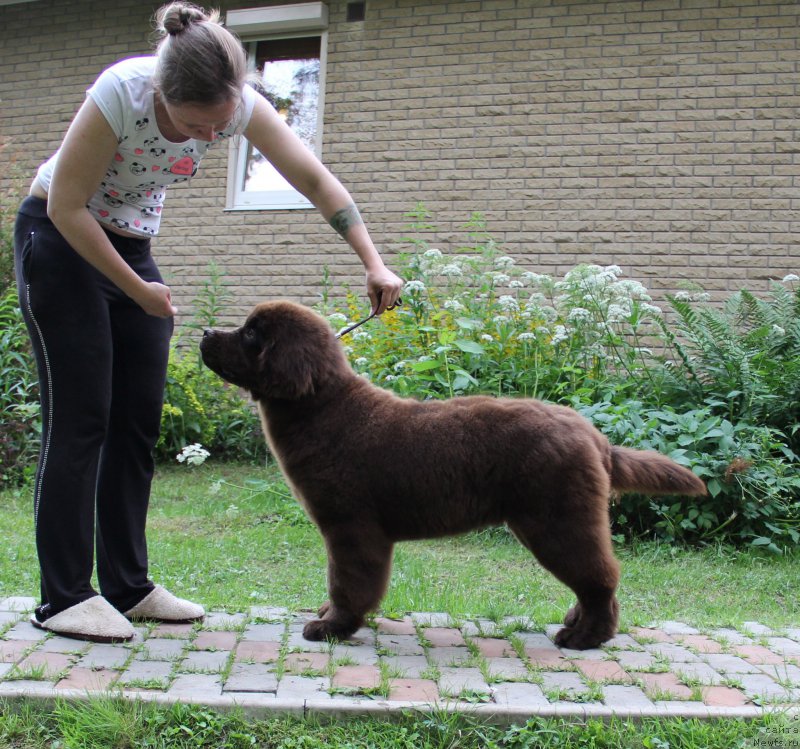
200, 301, 706, 650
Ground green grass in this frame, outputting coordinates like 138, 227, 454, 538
0, 698, 796, 749
2, 461, 800, 629
3, 462, 800, 747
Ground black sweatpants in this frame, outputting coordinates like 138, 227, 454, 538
14, 196, 173, 617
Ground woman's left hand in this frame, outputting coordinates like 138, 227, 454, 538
366, 266, 404, 315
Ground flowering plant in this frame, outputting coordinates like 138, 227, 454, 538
176, 443, 210, 466
325, 206, 663, 402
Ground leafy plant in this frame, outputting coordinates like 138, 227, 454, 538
576, 398, 800, 551
157, 263, 267, 465
329, 205, 663, 405
0, 288, 39, 485
659, 278, 800, 450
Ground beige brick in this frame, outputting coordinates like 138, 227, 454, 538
1, 0, 796, 333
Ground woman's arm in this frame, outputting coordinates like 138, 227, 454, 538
47, 98, 176, 318
243, 95, 403, 314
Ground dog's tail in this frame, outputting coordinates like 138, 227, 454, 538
610, 446, 707, 496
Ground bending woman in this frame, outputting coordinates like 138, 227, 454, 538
13, 1, 403, 643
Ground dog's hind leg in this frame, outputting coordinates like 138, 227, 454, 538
507, 512, 620, 650
303, 525, 393, 642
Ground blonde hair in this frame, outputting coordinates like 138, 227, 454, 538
152, 2, 246, 106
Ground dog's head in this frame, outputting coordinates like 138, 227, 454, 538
200, 301, 350, 400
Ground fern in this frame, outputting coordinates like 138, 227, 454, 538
661, 283, 800, 450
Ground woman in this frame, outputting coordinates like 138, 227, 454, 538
14, 2, 403, 643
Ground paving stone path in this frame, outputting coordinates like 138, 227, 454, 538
2, 596, 799, 721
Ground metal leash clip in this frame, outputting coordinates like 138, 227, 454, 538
336, 297, 402, 339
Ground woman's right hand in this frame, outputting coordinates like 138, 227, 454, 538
136, 281, 178, 318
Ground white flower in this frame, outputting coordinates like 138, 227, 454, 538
327, 313, 347, 327
490, 272, 511, 286
439, 263, 463, 277
567, 307, 591, 322
497, 295, 519, 312
641, 303, 663, 316
494, 256, 516, 270
384, 375, 396, 382
521, 271, 551, 288
614, 279, 648, 296
393, 360, 408, 371
772, 325, 786, 336
353, 330, 371, 341
404, 279, 426, 293
354, 357, 369, 367
509, 280, 524, 289
444, 299, 465, 312
423, 248, 443, 260
607, 303, 631, 322
177, 443, 210, 466
493, 315, 510, 325
517, 332, 537, 342
480, 334, 494, 342
551, 325, 569, 344
783, 274, 799, 283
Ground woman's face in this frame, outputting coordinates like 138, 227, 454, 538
163, 98, 239, 141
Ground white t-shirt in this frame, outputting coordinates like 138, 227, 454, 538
35, 56, 257, 237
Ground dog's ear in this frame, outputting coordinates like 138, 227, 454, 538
257, 339, 315, 400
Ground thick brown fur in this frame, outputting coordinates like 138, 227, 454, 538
200, 301, 707, 650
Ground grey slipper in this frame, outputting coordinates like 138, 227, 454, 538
30, 596, 135, 643
123, 585, 204, 623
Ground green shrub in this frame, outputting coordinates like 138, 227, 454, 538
325, 205, 663, 404
156, 341, 266, 465
575, 398, 800, 551
658, 279, 800, 452
157, 262, 266, 465
0, 288, 40, 485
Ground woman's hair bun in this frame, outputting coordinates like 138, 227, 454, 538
156, 2, 209, 36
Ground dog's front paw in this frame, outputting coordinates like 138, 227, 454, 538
553, 624, 612, 651
303, 617, 359, 642
554, 626, 596, 650
316, 601, 331, 618
303, 618, 333, 641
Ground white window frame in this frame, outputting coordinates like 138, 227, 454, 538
225, 3, 329, 211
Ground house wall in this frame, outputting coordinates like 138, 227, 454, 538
1, 0, 797, 329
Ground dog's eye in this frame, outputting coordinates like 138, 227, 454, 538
241, 327, 261, 349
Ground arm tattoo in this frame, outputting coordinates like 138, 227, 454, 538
329, 204, 364, 238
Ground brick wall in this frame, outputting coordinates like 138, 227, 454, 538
1, 0, 797, 328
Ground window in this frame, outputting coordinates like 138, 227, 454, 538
225, 3, 328, 210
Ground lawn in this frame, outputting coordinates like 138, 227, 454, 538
1, 461, 799, 748
2, 461, 799, 630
